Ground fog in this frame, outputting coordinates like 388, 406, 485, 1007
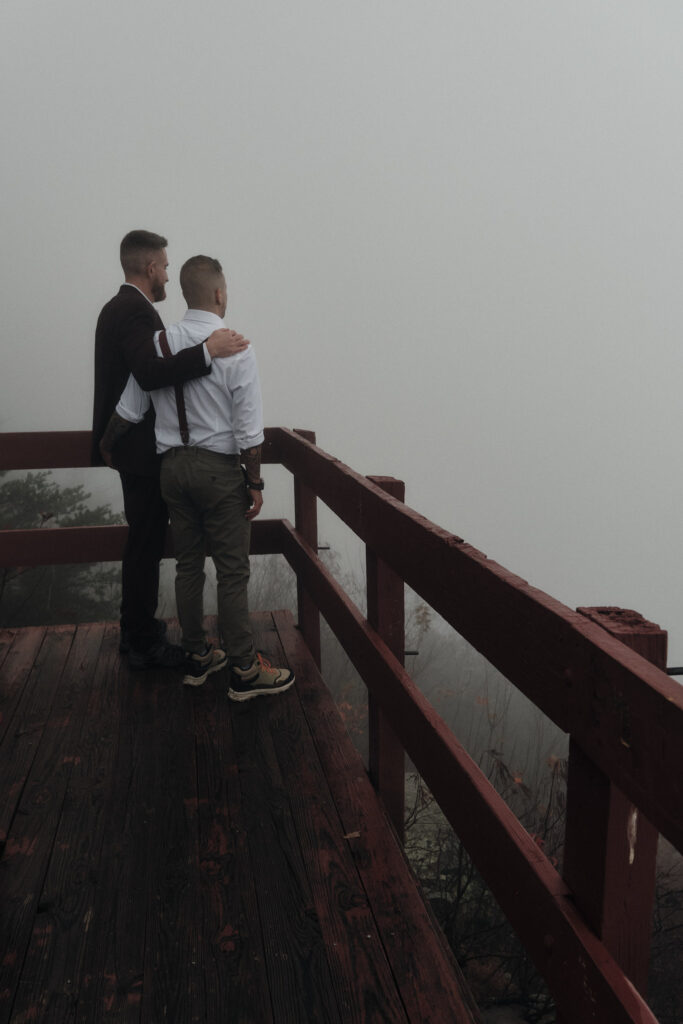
3, 2, 683, 661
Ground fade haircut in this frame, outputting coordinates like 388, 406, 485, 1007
180, 255, 224, 309
120, 230, 168, 276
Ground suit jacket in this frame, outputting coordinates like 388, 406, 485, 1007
91, 284, 211, 475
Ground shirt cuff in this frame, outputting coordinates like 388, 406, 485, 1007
236, 430, 265, 450
115, 399, 144, 424
203, 341, 211, 366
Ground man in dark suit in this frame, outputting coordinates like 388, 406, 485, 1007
92, 229, 248, 669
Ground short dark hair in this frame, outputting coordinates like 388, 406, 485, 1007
120, 230, 168, 275
180, 255, 224, 308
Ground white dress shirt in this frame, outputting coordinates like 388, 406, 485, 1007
121, 284, 211, 366
116, 309, 264, 455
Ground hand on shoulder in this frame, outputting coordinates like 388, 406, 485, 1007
206, 328, 250, 359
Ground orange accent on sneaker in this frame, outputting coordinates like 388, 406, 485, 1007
229, 652, 295, 702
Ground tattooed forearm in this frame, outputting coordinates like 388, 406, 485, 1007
240, 444, 262, 485
99, 412, 134, 465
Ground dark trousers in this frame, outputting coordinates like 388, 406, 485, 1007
160, 447, 254, 661
119, 470, 169, 651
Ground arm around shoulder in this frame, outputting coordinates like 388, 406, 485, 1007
121, 306, 211, 391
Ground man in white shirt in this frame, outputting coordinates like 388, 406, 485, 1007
100, 255, 294, 699
92, 229, 250, 670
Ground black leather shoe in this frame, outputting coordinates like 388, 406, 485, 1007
128, 640, 185, 671
120, 619, 168, 654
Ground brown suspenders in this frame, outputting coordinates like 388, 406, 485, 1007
157, 330, 190, 445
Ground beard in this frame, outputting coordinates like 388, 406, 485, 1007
151, 280, 166, 302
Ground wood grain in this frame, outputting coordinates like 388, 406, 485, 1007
0, 614, 479, 1023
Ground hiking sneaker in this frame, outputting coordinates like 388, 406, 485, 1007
183, 645, 228, 687
228, 654, 295, 702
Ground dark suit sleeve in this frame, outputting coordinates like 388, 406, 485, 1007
121, 304, 211, 391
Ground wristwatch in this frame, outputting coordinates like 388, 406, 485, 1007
247, 479, 264, 491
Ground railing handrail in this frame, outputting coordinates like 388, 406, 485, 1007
2, 427, 680, 1024
0, 428, 284, 470
2, 428, 681, 850
272, 427, 683, 853
277, 517, 657, 1023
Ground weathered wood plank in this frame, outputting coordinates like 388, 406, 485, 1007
564, 607, 663, 996
7, 622, 111, 1023
293, 429, 321, 667
276, 533, 659, 1024
192, 652, 274, 1024
252, 613, 411, 1024
0, 625, 46, 748
0, 627, 73, 846
0, 431, 93, 469
0, 623, 96, 1024
366, 476, 406, 842
0, 628, 19, 672
74, 663, 162, 1021
0, 614, 476, 1024
0, 525, 131, 567
0, 428, 283, 471
139, 675, 205, 1023
274, 429, 683, 853
231, 668, 343, 1023
0, 518, 286, 568
271, 610, 483, 1024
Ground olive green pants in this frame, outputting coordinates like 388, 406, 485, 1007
160, 447, 254, 661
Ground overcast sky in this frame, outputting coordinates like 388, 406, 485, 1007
3, 1, 683, 661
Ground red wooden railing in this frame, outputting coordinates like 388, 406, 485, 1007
1, 428, 682, 1024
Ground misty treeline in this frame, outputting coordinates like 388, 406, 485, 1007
0, 471, 123, 626
2, 472, 681, 1023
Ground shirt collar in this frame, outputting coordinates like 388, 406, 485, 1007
182, 309, 225, 329
123, 282, 154, 306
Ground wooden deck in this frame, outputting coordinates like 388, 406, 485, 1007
0, 611, 480, 1024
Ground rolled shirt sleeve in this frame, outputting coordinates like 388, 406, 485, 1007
230, 351, 265, 451
116, 372, 151, 424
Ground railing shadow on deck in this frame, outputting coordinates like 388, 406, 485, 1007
1, 427, 682, 1024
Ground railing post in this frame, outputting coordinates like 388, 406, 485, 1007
293, 429, 321, 667
562, 606, 665, 1004
366, 476, 405, 842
